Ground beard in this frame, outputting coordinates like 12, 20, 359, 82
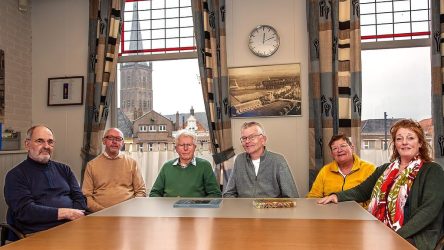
30, 148, 52, 163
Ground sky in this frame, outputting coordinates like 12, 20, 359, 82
361, 46, 431, 121
151, 59, 205, 115
117, 58, 206, 116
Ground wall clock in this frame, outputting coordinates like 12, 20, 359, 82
248, 25, 280, 57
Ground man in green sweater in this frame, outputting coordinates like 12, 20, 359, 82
149, 130, 221, 197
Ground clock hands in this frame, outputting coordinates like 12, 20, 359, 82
262, 33, 265, 44
264, 36, 275, 42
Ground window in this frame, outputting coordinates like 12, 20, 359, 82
115, 0, 210, 192
139, 125, 148, 132
121, 0, 196, 55
138, 143, 144, 152
360, 0, 430, 43
361, 48, 431, 165
363, 140, 369, 150
359, 0, 431, 166
380, 139, 389, 150
148, 125, 156, 132
363, 140, 376, 150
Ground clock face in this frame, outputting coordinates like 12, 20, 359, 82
248, 25, 280, 57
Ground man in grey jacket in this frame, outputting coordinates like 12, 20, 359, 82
223, 121, 299, 198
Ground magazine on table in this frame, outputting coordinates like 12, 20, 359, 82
173, 199, 222, 208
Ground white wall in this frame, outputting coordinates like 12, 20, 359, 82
227, 0, 309, 195
32, 0, 89, 179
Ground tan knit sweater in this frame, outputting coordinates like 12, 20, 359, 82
82, 153, 146, 212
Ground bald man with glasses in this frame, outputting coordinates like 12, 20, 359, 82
149, 130, 221, 197
223, 121, 299, 198
4, 125, 87, 236
82, 128, 146, 212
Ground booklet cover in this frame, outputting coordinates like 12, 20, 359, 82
253, 199, 296, 209
173, 199, 222, 208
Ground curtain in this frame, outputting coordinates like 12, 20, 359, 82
430, 1, 444, 165
307, 0, 362, 187
192, 0, 235, 185
81, 0, 125, 181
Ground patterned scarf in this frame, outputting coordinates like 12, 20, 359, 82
367, 157, 423, 231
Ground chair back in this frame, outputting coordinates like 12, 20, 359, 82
0, 209, 25, 245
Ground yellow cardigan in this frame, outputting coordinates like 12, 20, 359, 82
307, 154, 375, 199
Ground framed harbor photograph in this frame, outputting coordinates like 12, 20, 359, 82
47, 76, 84, 106
229, 63, 301, 117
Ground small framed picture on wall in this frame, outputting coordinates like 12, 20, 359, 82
47, 76, 84, 106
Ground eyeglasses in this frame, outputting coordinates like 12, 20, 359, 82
104, 136, 123, 142
240, 134, 262, 143
29, 138, 56, 147
331, 144, 350, 152
177, 143, 194, 148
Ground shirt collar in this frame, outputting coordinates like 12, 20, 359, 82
103, 151, 123, 160
26, 156, 50, 167
173, 157, 196, 168
330, 154, 360, 173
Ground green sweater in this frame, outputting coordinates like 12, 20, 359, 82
337, 162, 444, 250
149, 157, 221, 198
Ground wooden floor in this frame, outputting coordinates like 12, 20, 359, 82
2, 216, 415, 250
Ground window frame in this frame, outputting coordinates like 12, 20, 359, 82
111, 0, 198, 127
362, 140, 377, 150
119, 0, 197, 62
148, 125, 157, 132
360, 0, 431, 50
139, 125, 148, 132
380, 139, 389, 150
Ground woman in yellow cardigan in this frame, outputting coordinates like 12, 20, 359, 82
306, 134, 375, 204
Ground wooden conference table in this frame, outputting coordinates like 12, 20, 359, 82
1, 198, 415, 250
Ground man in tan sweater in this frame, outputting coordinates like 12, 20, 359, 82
82, 128, 146, 212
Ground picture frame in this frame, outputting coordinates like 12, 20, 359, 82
0, 49, 5, 120
229, 63, 301, 117
47, 76, 84, 106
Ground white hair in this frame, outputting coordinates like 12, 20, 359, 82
175, 130, 197, 145
103, 128, 124, 139
241, 121, 266, 136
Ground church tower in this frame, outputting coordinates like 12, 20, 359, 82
120, 2, 153, 121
